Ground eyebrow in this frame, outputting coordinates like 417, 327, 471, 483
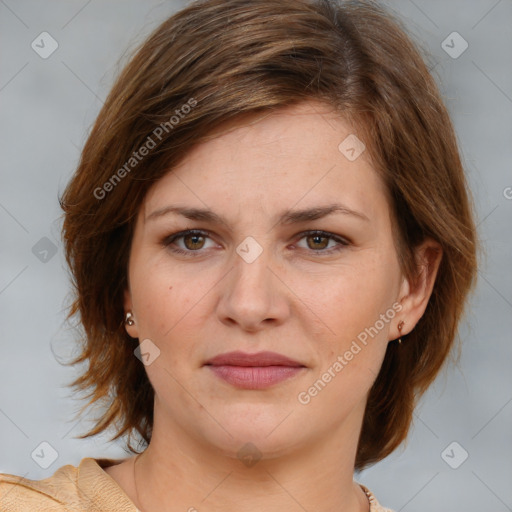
146, 203, 370, 226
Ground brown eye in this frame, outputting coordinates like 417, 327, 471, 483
306, 234, 330, 250
295, 230, 350, 254
162, 229, 215, 256
183, 233, 206, 250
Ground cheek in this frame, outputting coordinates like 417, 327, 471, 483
129, 255, 180, 336
129, 264, 203, 393
306, 251, 399, 365
300, 266, 396, 412
130, 254, 215, 350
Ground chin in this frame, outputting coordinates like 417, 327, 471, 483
195, 412, 308, 461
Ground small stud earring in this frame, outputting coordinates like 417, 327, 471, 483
125, 312, 135, 326
397, 320, 405, 344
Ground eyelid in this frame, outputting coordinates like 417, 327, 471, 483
162, 228, 351, 256
292, 230, 351, 251
161, 229, 216, 252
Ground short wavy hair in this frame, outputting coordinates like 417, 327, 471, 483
60, 0, 479, 471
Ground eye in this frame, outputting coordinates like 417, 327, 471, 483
294, 230, 350, 254
162, 229, 350, 257
162, 229, 216, 256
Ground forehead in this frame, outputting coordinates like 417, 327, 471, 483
142, 100, 388, 223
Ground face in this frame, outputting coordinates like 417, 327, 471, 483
124, 100, 414, 460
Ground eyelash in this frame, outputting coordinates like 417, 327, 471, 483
162, 229, 350, 257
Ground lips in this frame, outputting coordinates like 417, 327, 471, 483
204, 351, 306, 389
204, 350, 305, 367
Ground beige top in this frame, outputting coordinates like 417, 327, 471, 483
0, 457, 394, 511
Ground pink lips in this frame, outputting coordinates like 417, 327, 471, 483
204, 350, 306, 389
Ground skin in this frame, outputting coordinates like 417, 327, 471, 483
104, 99, 442, 512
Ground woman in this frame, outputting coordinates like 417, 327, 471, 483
0, 0, 479, 510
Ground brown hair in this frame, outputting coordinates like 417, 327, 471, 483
60, 0, 479, 470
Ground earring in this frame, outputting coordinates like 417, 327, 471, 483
125, 312, 135, 326
397, 320, 405, 344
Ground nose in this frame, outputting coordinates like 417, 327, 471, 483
216, 241, 291, 332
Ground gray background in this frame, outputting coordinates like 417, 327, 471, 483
0, 1, 511, 511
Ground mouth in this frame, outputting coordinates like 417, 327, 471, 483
204, 350, 305, 367
204, 351, 307, 389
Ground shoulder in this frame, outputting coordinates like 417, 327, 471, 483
0, 461, 81, 511
0, 457, 137, 512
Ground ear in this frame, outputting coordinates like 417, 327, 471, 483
124, 287, 139, 339
391, 237, 443, 340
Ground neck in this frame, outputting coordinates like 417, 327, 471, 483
132, 402, 370, 512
